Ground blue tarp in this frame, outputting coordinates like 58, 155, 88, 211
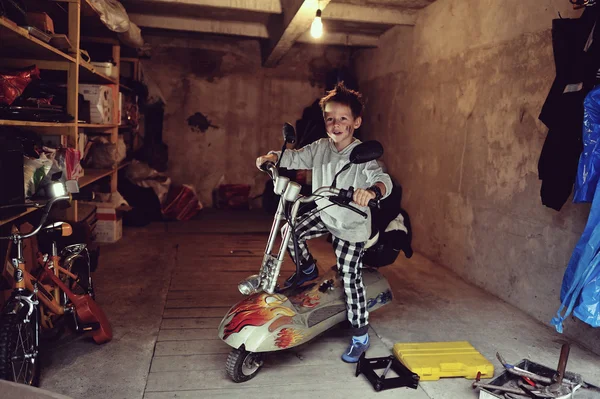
574, 86, 600, 203
553, 86, 600, 332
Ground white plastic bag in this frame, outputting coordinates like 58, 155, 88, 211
118, 21, 144, 48
126, 160, 172, 205
23, 154, 52, 198
87, 0, 130, 33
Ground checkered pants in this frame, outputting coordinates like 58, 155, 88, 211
285, 212, 369, 335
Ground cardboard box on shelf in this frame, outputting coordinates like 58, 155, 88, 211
95, 204, 122, 243
26, 12, 55, 34
78, 84, 114, 124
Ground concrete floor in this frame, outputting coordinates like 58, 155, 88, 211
37, 210, 600, 399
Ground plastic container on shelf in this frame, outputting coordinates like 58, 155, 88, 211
91, 62, 118, 80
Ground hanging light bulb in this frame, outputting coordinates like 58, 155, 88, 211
310, 8, 323, 39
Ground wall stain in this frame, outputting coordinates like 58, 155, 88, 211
190, 49, 224, 82
187, 112, 219, 133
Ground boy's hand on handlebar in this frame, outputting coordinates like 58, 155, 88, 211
256, 154, 278, 170
353, 188, 377, 207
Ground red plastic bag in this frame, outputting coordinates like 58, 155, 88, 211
162, 185, 202, 221
214, 184, 251, 209
0, 66, 40, 105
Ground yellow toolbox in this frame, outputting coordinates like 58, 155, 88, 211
393, 341, 494, 381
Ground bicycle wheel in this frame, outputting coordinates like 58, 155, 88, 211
0, 311, 41, 386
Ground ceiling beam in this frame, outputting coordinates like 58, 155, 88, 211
129, 14, 269, 38
123, 0, 282, 13
263, 0, 331, 67
297, 31, 378, 47
322, 3, 416, 25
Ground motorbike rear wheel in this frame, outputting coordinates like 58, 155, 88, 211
225, 346, 263, 383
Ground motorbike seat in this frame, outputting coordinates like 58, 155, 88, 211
365, 228, 379, 250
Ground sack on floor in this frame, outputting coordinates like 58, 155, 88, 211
162, 184, 202, 221
214, 184, 251, 210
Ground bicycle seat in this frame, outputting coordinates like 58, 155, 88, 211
42, 222, 73, 238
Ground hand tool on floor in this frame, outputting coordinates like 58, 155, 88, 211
483, 344, 583, 399
496, 353, 553, 385
355, 354, 420, 392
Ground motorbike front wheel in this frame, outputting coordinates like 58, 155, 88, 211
225, 346, 263, 383
0, 312, 40, 386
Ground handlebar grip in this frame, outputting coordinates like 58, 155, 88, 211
71, 192, 95, 201
260, 161, 276, 172
368, 199, 379, 208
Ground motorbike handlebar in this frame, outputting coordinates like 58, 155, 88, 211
259, 161, 276, 172
337, 187, 380, 209
260, 161, 279, 182
320, 187, 380, 219
262, 161, 378, 219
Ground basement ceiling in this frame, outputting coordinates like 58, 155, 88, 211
121, 0, 438, 66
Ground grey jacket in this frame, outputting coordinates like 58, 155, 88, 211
272, 138, 392, 242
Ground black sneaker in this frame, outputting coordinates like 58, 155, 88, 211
283, 266, 319, 288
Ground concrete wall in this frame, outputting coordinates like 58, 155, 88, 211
354, 0, 600, 351
142, 35, 349, 206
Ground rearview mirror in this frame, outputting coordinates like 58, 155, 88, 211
330, 141, 384, 188
349, 141, 383, 164
282, 122, 296, 144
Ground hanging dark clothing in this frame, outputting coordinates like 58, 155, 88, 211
538, 7, 600, 211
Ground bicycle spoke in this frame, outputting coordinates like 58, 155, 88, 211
15, 325, 26, 382
9, 321, 35, 383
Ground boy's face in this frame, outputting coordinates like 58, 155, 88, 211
323, 102, 362, 150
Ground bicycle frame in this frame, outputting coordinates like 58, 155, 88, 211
4, 233, 67, 318
2, 195, 82, 325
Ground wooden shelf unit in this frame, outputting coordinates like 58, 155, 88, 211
0, 1, 123, 226
0, 17, 76, 62
0, 208, 38, 227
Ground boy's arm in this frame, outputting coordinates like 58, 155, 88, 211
363, 160, 393, 200
267, 140, 319, 170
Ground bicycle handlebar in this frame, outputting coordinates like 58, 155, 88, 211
71, 191, 95, 202
0, 194, 72, 241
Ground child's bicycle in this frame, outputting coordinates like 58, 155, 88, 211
0, 181, 112, 386
35, 222, 96, 340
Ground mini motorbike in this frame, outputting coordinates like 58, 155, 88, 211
218, 124, 393, 382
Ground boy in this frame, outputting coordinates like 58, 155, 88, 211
255, 82, 392, 363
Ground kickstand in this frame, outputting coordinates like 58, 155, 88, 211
355, 354, 420, 392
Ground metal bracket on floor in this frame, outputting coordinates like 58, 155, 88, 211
355, 354, 420, 392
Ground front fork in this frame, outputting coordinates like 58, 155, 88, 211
238, 181, 302, 295
260, 199, 295, 294
5, 286, 41, 360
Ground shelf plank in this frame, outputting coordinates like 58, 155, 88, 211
79, 123, 118, 129
119, 83, 133, 93
0, 207, 38, 227
79, 161, 130, 188
0, 17, 77, 63
0, 120, 76, 128
79, 168, 114, 188
80, 59, 118, 85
